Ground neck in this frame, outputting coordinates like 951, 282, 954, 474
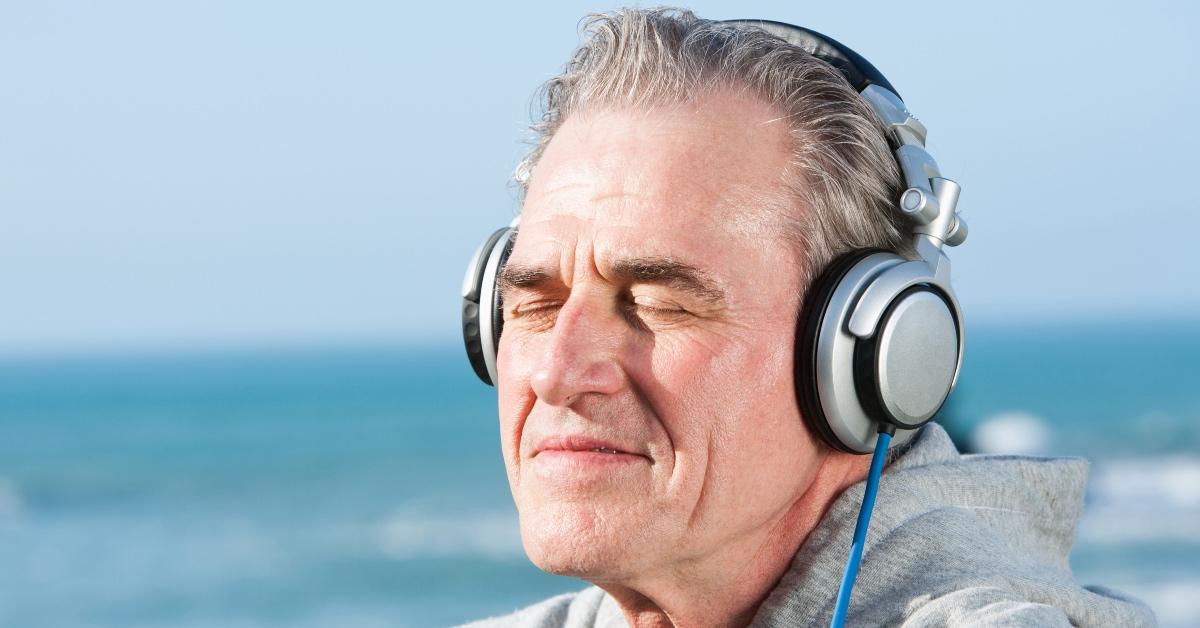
594, 452, 871, 628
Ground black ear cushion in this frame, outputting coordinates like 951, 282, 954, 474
463, 296, 490, 384
794, 250, 885, 453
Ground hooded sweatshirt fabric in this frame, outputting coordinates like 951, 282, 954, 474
461, 423, 1156, 627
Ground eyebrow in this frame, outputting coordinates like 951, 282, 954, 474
498, 264, 556, 296
499, 256, 726, 305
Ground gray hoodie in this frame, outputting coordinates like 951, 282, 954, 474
461, 423, 1156, 627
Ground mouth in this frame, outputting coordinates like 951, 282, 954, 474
529, 434, 651, 477
533, 435, 647, 459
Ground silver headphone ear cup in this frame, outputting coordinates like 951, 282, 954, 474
462, 227, 516, 386
853, 286, 960, 429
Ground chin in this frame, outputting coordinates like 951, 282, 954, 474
517, 500, 646, 579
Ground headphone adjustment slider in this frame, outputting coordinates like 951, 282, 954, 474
915, 178, 964, 247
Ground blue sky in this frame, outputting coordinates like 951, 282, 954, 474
1, 1, 1197, 354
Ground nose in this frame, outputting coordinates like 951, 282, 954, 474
529, 291, 625, 406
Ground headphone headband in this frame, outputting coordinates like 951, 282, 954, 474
719, 20, 899, 98
461, 18, 968, 454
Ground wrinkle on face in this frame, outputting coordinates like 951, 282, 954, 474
498, 346, 540, 490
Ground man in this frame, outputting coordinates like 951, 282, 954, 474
462, 8, 1154, 627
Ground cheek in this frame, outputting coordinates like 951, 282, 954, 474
642, 326, 809, 509
496, 335, 539, 485
714, 337, 820, 512
646, 325, 794, 423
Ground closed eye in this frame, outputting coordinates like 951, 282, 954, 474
509, 296, 690, 333
623, 295, 691, 329
508, 300, 562, 330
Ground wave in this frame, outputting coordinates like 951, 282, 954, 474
969, 411, 1052, 455
0, 476, 23, 520
1088, 457, 1200, 510
1117, 579, 1200, 628
374, 508, 523, 561
1079, 456, 1200, 544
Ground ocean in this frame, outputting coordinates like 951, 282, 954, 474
1, 320, 1197, 627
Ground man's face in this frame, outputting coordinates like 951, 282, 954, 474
496, 91, 828, 582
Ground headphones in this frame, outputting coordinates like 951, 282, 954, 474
461, 19, 967, 455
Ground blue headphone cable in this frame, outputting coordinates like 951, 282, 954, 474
829, 427, 894, 628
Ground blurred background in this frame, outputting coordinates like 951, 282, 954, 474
1, 1, 1197, 626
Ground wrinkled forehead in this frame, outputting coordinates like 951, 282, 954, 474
515, 95, 797, 272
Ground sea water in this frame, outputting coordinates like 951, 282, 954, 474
0, 321, 1197, 627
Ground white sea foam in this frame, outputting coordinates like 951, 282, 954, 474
1079, 456, 1200, 544
112, 602, 414, 628
375, 509, 523, 560
1118, 579, 1200, 628
1089, 457, 1200, 510
970, 411, 1052, 455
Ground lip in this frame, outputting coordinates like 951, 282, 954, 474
529, 435, 651, 478
533, 435, 647, 459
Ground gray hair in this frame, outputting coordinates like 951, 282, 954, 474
514, 7, 916, 286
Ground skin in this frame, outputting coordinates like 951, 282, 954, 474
495, 89, 872, 628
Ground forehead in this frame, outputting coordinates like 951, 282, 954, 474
516, 90, 795, 267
